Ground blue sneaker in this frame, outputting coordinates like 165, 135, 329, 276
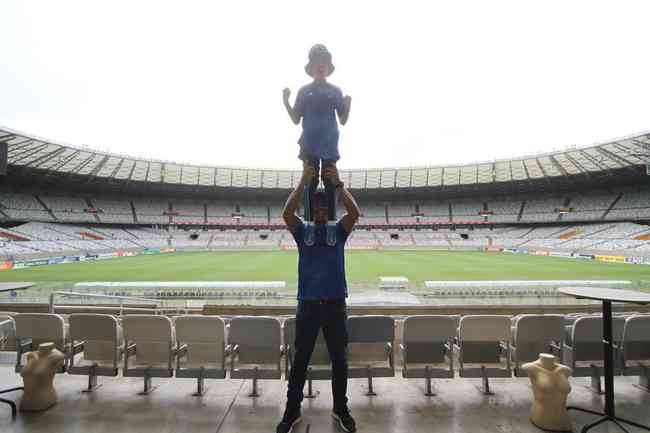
326, 221, 337, 246
304, 222, 315, 246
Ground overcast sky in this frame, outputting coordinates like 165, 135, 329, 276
1, 1, 649, 170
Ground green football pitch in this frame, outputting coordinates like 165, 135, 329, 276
0, 250, 648, 289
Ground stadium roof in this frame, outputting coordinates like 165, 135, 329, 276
2, 126, 649, 191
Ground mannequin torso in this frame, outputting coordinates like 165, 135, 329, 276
522, 353, 573, 432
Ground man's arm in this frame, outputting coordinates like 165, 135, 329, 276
282, 162, 314, 232
324, 166, 360, 233
283, 88, 302, 125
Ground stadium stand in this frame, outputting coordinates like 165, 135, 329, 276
3, 189, 650, 228
563, 191, 618, 222
173, 200, 205, 224
451, 199, 484, 222
420, 201, 450, 223
608, 186, 650, 220
0, 193, 54, 222
132, 200, 169, 225
4, 312, 650, 386
206, 201, 236, 226
2, 309, 650, 432
359, 202, 386, 225
2, 126, 650, 259
3, 219, 650, 258
486, 197, 522, 223
38, 195, 96, 223
92, 198, 135, 224
521, 195, 565, 223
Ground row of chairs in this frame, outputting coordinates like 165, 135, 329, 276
1, 312, 649, 397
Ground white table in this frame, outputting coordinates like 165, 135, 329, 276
558, 287, 650, 433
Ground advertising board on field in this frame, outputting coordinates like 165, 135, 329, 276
595, 255, 626, 263
0, 261, 13, 271
62, 256, 81, 264
624, 257, 648, 265
97, 252, 118, 260
47, 257, 65, 265
572, 253, 595, 260
14, 259, 48, 268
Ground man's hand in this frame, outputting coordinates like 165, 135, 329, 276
283, 88, 291, 102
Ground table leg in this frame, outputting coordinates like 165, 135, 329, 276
568, 300, 650, 432
602, 300, 615, 418
0, 386, 23, 418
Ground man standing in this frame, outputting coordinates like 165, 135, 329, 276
276, 162, 361, 433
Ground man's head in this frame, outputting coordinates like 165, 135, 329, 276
311, 191, 329, 225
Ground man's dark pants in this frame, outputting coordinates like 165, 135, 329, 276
286, 299, 349, 412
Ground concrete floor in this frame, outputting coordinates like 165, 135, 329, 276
1, 366, 650, 433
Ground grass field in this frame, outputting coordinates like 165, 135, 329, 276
0, 250, 647, 288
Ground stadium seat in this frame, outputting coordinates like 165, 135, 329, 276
619, 314, 650, 391
0, 314, 16, 351
14, 313, 69, 373
67, 314, 124, 392
401, 315, 458, 396
173, 315, 227, 396
562, 315, 625, 393
510, 314, 565, 377
0, 315, 16, 351
346, 315, 395, 396
228, 316, 282, 397
0, 316, 22, 418
122, 315, 176, 394
456, 315, 511, 394
282, 317, 331, 398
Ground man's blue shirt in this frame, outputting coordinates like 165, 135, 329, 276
295, 81, 345, 161
291, 220, 350, 300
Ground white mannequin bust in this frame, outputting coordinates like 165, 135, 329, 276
522, 353, 573, 432
20, 342, 65, 412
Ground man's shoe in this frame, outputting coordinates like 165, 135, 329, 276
276, 408, 302, 433
332, 408, 356, 432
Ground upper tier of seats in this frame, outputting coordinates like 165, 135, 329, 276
4, 126, 649, 189
1, 185, 649, 226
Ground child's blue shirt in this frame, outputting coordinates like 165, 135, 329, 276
294, 81, 345, 161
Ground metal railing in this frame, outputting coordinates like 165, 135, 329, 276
47, 291, 190, 316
